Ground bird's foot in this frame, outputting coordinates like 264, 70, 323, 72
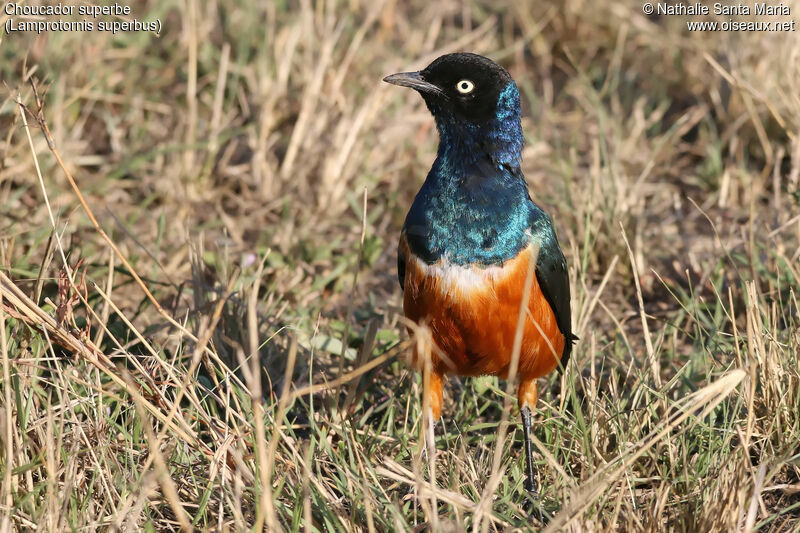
521, 488, 553, 526
524, 479, 539, 500
416, 417, 438, 466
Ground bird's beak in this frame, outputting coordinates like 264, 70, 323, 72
383, 71, 441, 94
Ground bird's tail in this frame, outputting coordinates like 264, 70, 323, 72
557, 333, 578, 375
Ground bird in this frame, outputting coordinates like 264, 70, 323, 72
383, 53, 575, 498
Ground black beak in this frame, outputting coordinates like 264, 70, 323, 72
383, 71, 441, 95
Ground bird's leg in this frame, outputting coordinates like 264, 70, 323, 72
521, 405, 537, 496
517, 379, 539, 498
422, 372, 444, 533
420, 368, 444, 464
425, 406, 436, 474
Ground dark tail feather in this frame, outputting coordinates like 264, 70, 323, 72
551, 333, 578, 401
557, 333, 578, 375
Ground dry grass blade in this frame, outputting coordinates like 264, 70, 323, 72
14, 87, 230, 379
545, 369, 748, 532
474, 243, 538, 533
0, 268, 101, 359
620, 223, 660, 388
130, 377, 194, 531
290, 341, 407, 400
0, 293, 13, 528
0, 269, 198, 445
377, 459, 479, 512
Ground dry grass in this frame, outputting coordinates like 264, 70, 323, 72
1, 0, 799, 531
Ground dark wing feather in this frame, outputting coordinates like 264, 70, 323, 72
531, 215, 575, 372
397, 236, 406, 291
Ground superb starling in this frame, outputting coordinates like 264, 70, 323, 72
384, 53, 575, 497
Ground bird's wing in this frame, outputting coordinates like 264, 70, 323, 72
397, 233, 407, 291
531, 215, 575, 371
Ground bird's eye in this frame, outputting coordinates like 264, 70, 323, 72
456, 80, 475, 94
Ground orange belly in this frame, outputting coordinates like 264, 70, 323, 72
401, 237, 565, 381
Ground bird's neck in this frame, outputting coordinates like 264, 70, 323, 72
404, 82, 530, 266
433, 82, 523, 170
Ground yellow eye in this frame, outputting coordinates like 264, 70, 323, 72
456, 79, 474, 94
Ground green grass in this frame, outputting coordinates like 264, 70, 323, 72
1, 0, 799, 530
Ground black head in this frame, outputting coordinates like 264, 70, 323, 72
383, 53, 517, 125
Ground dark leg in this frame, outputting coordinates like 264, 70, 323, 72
521, 405, 538, 497
423, 412, 436, 464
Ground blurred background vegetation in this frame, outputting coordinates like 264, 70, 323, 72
0, 0, 798, 530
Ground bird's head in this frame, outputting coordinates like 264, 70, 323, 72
384, 53, 523, 166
